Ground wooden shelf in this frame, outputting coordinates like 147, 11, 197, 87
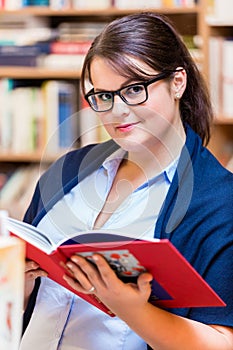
0, 151, 65, 163
0, 6, 200, 17
0, 67, 81, 79
214, 117, 233, 125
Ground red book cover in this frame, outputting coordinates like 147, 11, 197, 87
50, 41, 92, 55
6, 218, 225, 317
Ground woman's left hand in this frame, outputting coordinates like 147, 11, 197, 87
63, 253, 153, 316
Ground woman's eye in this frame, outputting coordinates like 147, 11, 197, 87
98, 93, 112, 102
125, 85, 144, 96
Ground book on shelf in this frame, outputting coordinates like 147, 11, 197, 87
113, 0, 162, 8
0, 236, 25, 350
0, 17, 54, 46
50, 41, 92, 55
0, 43, 49, 65
42, 80, 79, 154
6, 217, 225, 317
209, 36, 223, 116
222, 38, 233, 118
10, 86, 43, 153
38, 53, 86, 70
0, 165, 48, 220
57, 21, 106, 42
72, 0, 111, 9
0, 55, 39, 67
209, 36, 233, 118
0, 78, 14, 151
213, 0, 232, 21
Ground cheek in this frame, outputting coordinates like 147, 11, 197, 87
98, 114, 114, 134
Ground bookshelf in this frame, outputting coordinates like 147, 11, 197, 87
202, 0, 233, 166
0, 0, 232, 219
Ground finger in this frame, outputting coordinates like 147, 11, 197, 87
63, 273, 95, 294
137, 272, 153, 296
25, 269, 48, 280
66, 258, 100, 291
91, 254, 124, 288
25, 260, 40, 272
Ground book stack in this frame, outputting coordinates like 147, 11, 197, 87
39, 21, 106, 70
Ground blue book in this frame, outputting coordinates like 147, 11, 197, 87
58, 83, 78, 149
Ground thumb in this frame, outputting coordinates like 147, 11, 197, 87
137, 272, 153, 296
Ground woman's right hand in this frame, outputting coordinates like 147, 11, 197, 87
24, 260, 48, 310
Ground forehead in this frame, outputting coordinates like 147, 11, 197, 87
89, 56, 158, 89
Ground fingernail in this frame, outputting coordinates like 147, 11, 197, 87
66, 262, 73, 269
71, 256, 79, 263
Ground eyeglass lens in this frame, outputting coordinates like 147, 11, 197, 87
87, 83, 147, 112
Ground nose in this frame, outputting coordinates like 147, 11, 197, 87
111, 95, 130, 117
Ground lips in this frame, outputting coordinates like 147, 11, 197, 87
116, 122, 139, 132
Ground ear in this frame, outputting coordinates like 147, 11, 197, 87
171, 68, 187, 100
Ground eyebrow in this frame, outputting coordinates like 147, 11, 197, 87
94, 78, 145, 93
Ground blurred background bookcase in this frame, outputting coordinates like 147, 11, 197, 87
0, 0, 233, 219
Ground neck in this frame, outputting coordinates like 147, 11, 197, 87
127, 124, 186, 178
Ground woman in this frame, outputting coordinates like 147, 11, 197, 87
22, 13, 233, 350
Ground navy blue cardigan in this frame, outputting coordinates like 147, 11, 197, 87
23, 126, 233, 334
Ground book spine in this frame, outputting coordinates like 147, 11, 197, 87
0, 78, 14, 151
72, 0, 110, 9
50, 41, 92, 55
58, 83, 78, 149
222, 38, 233, 117
0, 43, 50, 55
208, 36, 223, 116
0, 56, 38, 66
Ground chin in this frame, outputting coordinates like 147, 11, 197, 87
113, 136, 155, 153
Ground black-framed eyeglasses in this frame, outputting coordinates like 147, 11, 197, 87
84, 69, 180, 113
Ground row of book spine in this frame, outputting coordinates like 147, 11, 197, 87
209, 36, 233, 118
0, 79, 110, 155
0, 79, 79, 155
0, 0, 197, 10
0, 41, 92, 68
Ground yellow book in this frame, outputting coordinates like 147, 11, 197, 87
0, 237, 25, 350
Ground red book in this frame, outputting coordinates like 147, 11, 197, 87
6, 218, 225, 317
50, 41, 92, 55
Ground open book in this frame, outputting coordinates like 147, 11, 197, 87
6, 218, 225, 316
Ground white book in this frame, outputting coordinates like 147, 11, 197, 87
214, 0, 233, 21
11, 88, 35, 153
72, 0, 111, 9
114, 0, 162, 8
222, 39, 233, 117
38, 54, 85, 70
42, 80, 60, 154
0, 79, 13, 151
0, 236, 25, 350
208, 36, 223, 116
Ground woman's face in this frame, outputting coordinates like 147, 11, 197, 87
89, 56, 186, 155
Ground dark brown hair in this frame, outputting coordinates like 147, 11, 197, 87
81, 12, 213, 145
